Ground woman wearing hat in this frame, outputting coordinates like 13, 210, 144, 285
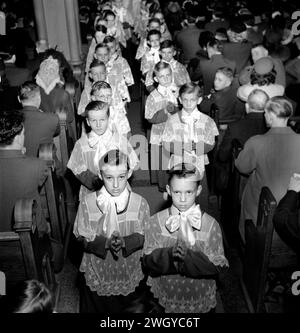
237, 56, 284, 102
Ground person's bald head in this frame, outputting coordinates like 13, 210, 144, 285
246, 89, 269, 113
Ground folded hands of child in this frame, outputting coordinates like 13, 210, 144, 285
106, 231, 125, 259
172, 239, 188, 261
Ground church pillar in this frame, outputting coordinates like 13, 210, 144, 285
33, 0, 48, 43
33, 0, 83, 70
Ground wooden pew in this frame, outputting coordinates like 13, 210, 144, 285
54, 107, 78, 227
65, 77, 84, 140
0, 198, 59, 301
38, 143, 70, 267
240, 186, 277, 313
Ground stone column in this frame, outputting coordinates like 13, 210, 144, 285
33, 0, 48, 43
64, 0, 82, 66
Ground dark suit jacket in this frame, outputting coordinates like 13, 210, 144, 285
22, 105, 60, 157
0, 150, 48, 234
200, 79, 245, 122
222, 41, 252, 74
218, 112, 267, 162
273, 190, 300, 256
4, 63, 32, 87
40, 84, 75, 142
174, 24, 203, 64
204, 19, 229, 34
191, 54, 236, 95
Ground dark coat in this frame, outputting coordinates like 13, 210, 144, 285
218, 112, 267, 162
222, 41, 253, 74
0, 150, 48, 234
200, 79, 245, 122
174, 24, 203, 65
191, 54, 236, 95
22, 105, 60, 157
273, 190, 300, 257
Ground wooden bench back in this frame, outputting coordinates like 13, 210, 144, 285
241, 186, 277, 313
0, 199, 57, 294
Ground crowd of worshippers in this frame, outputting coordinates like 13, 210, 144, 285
1, 0, 300, 313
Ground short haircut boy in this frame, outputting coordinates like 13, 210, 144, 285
216, 67, 234, 80
147, 29, 161, 41
168, 163, 202, 186
89, 59, 106, 71
95, 42, 109, 53
91, 81, 111, 95
153, 60, 171, 76
103, 35, 116, 44
99, 149, 130, 172
84, 100, 110, 118
179, 82, 203, 98
160, 39, 175, 51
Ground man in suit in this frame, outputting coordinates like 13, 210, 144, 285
190, 38, 236, 95
222, 21, 252, 74
218, 89, 269, 163
0, 110, 48, 235
19, 81, 60, 158
174, 8, 203, 66
235, 97, 300, 241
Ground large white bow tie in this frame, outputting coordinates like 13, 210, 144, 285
157, 84, 178, 105
96, 186, 130, 238
165, 205, 202, 246
149, 48, 160, 64
88, 129, 113, 148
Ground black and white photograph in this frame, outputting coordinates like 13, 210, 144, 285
0, 0, 299, 323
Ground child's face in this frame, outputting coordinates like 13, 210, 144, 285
179, 91, 202, 113
149, 34, 160, 49
86, 108, 109, 136
106, 41, 117, 57
95, 31, 106, 44
101, 163, 131, 197
160, 47, 175, 63
89, 65, 107, 82
149, 22, 160, 31
93, 88, 112, 105
106, 15, 115, 28
155, 67, 172, 87
214, 72, 231, 91
166, 176, 201, 212
95, 47, 110, 64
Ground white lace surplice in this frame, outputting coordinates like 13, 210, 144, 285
143, 208, 228, 313
75, 191, 150, 296
162, 111, 219, 174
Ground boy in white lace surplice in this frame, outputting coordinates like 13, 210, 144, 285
67, 101, 138, 201
162, 82, 219, 177
90, 81, 131, 138
143, 164, 229, 313
74, 149, 150, 313
140, 29, 162, 75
